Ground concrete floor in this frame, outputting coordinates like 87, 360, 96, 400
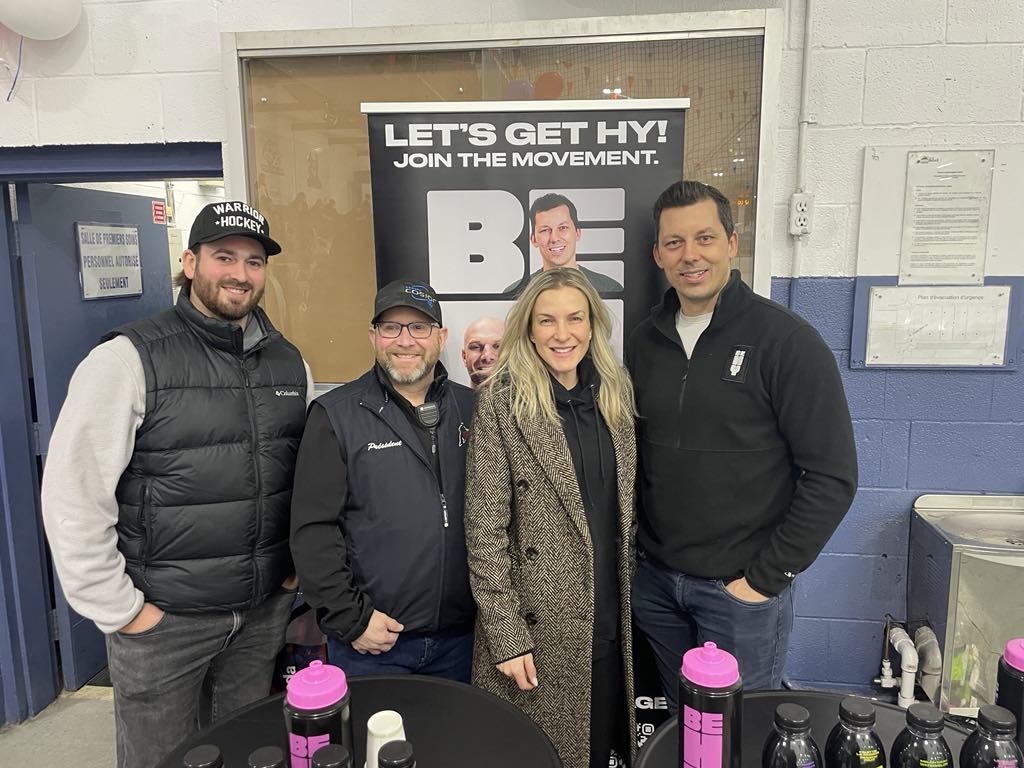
0, 686, 116, 767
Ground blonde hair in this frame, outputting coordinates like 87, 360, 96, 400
486, 268, 634, 431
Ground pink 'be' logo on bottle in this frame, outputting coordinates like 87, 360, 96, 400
682, 705, 723, 768
289, 733, 331, 768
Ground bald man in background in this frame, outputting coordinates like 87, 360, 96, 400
461, 316, 504, 389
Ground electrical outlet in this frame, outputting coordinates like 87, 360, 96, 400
789, 192, 814, 236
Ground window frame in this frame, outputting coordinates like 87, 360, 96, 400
222, 9, 784, 298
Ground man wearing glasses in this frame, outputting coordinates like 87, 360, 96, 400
290, 280, 477, 680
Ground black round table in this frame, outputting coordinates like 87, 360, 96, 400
159, 674, 561, 767
636, 691, 970, 768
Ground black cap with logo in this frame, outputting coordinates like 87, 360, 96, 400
188, 200, 282, 256
372, 279, 442, 325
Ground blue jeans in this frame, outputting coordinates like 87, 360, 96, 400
632, 553, 794, 711
105, 587, 296, 768
327, 626, 473, 683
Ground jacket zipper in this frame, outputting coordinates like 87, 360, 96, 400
430, 427, 448, 529
138, 484, 152, 579
429, 416, 447, 630
676, 367, 688, 449
435, 491, 449, 631
242, 363, 263, 597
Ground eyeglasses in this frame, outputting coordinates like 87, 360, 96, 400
373, 320, 439, 339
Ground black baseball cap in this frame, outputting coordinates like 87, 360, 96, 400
372, 279, 442, 325
188, 200, 282, 256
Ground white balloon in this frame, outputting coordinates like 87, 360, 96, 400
0, 0, 82, 41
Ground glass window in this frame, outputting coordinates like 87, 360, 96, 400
243, 35, 763, 381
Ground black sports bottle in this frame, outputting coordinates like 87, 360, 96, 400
824, 697, 886, 768
763, 703, 823, 768
959, 704, 1023, 768
889, 703, 952, 768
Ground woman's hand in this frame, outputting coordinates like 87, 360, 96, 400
497, 652, 538, 691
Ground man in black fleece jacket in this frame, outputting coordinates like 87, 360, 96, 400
626, 181, 857, 705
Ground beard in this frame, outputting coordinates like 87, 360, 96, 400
378, 342, 441, 386
190, 273, 264, 322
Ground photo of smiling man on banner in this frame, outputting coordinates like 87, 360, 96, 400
504, 191, 624, 295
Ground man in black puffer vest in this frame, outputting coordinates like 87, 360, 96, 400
41, 202, 312, 768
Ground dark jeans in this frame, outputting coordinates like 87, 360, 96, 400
105, 588, 295, 768
327, 626, 473, 683
632, 554, 794, 712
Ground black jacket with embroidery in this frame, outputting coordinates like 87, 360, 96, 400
625, 270, 857, 596
289, 364, 476, 641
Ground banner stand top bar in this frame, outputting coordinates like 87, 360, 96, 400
360, 98, 690, 114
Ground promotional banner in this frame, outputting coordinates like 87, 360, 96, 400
363, 99, 687, 390
363, 99, 688, 752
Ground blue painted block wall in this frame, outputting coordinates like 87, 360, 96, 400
771, 277, 1024, 691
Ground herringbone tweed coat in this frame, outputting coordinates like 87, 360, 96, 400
465, 379, 637, 768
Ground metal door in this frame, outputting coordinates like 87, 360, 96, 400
17, 182, 173, 689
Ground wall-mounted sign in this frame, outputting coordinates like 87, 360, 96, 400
152, 200, 167, 225
899, 150, 994, 285
866, 285, 1011, 366
75, 222, 143, 300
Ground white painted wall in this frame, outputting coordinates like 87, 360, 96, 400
2, 0, 1021, 277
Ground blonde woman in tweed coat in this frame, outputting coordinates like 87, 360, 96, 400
465, 268, 637, 768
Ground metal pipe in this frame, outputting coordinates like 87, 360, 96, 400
796, 0, 814, 195
790, 0, 815, 297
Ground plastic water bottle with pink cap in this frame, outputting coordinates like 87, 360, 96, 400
679, 641, 743, 768
997, 638, 1024, 748
284, 660, 354, 768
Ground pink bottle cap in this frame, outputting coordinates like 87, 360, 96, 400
681, 642, 741, 689
1004, 638, 1024, 673
285, 660, 348, 710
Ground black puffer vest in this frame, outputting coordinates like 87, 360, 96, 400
107, 289, 307, 612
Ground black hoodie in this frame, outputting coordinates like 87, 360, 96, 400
552, 357, 620, 656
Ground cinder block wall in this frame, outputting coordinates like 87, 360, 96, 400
1, 0, 1022, 689
775, 277, 1024, 689
768, 0, 1024, 689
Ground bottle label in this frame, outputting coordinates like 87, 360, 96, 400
918, 760, 948, 768
682, 704, 724, 768
995, 760, 1018, 768
858, 747, 881, 767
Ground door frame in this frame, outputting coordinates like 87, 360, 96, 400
0, 142, 221, 724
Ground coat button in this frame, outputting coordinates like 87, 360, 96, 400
515, 479, 530, 491
525, 547, 538, 560
524, 612, 538, 626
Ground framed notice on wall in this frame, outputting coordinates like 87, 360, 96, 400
865, 285, 1012, 366
898, 150, 994, 286
75, 222, 144, 300
852, 145, 1024, 369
